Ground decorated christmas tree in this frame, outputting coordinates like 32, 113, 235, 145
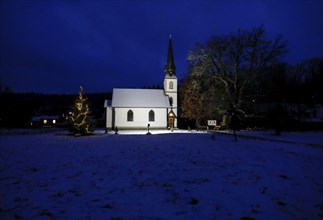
69, 85, 95, 136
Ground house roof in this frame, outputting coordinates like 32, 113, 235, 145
111, 88, 171, 108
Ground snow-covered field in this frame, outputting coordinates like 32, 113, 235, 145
1, 129, 323, 219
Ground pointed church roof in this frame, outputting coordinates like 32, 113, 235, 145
164, 34, 176, 76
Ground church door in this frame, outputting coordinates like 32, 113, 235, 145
168, 116, 174, 129
167, 109, 176, 129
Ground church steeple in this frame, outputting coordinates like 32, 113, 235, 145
163, 34, 178, 128
164, 34, 176, 76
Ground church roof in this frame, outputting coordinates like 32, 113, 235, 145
111, 88, 171, 108
164, 34, 176, 76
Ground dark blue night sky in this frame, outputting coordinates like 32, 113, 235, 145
1, 0, 323, 94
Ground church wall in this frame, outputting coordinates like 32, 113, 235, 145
167, 93, 178, 108
114, 107, 168, 129
105, 107, 113, 129
164, 78, 177, 94
164, 78, 176, 91
164, 76, 178, 128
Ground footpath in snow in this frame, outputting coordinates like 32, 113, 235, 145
218, 130, 323, 147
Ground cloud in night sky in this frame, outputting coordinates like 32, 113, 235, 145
1, 0, 323, 94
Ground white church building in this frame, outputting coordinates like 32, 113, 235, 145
104, 35, 178, 130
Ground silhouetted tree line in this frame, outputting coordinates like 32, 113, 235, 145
180, 26, 323, 131
257, 59, 323, 132
0, 91, 111, 128
0, 83, 12, 93
142, 85, 162, 89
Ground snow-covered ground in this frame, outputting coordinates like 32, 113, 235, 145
0, 129, 323, 219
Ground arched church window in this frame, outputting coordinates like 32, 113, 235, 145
127, 110, 133, 122
149, 110, 155, 122
169, 97, 173, 106
169, 81, 173, 89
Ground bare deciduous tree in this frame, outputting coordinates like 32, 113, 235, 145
187, 26, 287, 118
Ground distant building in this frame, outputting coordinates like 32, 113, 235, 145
30, 115, 60, 127
104, 35, 178, 130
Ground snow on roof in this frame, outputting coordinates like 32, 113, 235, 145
111, 88, 171, 108
104, 100, 112, 107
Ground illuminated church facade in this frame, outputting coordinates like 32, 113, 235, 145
104, 35, 177, 130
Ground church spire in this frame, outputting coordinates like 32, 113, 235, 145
164, 34, 176, 76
